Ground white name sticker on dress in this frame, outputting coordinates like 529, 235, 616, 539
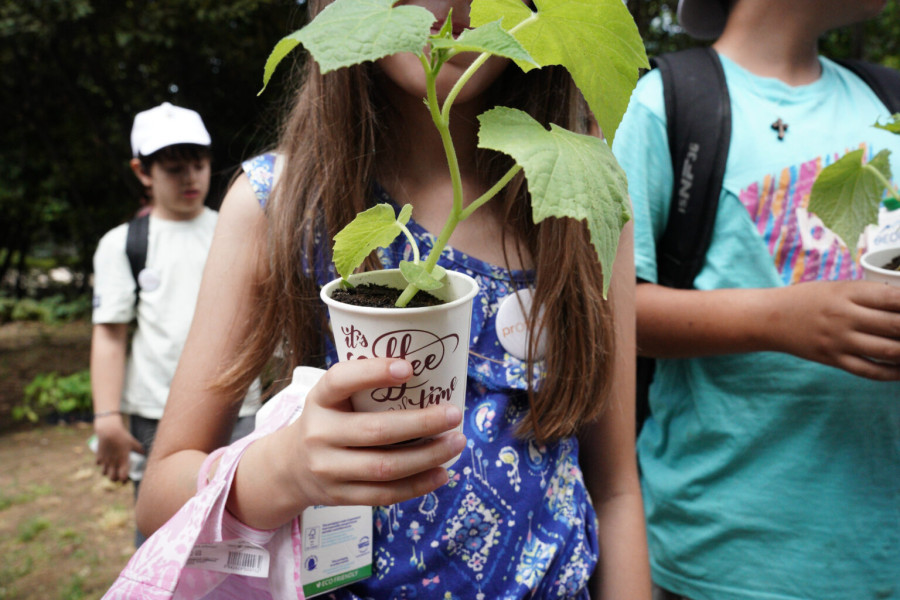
186, 539, 270, 577
495, 288, 546, 361
301, 504, 372, 597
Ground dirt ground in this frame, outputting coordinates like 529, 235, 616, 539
0, 320, 134, 600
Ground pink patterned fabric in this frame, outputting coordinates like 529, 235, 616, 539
103, 368, 326, 600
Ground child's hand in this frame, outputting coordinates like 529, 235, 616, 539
772, 280, 900, 380
231, 358, 466, 530
94, 419, 144, 483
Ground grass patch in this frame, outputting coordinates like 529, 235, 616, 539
0, 554, 34, 599
17, 516, 52, 543
58, 528, 86, 546
0, 483, 53, 512
0, 425, 135, 597
98, 506, 131, 532
59, 572, 87, 600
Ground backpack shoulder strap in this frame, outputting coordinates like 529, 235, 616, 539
125, 214, 149, 308
636, 47, 733, 434
651, 46, 732, 289
833, 58, 900, 115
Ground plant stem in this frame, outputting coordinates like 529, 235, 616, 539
396, 52, 471, 307
395, 17, 537, 307
399, 221, 420, 263
865, 163, 900, 203
460, 165, 522, 220
442, 53, 490, 126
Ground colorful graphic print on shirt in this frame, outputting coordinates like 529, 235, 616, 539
738, 144, 876, 284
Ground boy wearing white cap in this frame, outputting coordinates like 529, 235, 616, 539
90, 103, 260, 546
613, 1, 900, 599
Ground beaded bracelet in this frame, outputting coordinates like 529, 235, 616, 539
93, 410, 121, 419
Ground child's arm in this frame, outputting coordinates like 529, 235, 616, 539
135, 174, 271, 535
636, 280, 900, 380
582, 221, 652, 599
90, 322, 143, 482
136, 174, 466, 536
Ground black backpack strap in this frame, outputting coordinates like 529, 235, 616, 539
652, 46, 731, 289
833, 58, 900, 115
637, 48, 733, 434
125, 214, 149, 309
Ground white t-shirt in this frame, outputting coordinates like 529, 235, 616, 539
92, 207, 260, 419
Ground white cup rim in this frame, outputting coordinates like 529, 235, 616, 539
320, 269, 479, 315
861, 246, 900, 277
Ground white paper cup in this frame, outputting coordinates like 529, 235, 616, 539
861, 246, 900, 287
860, 246, 900, 364
321, 269, 478, 464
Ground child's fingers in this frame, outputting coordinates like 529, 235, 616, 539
308, 358, 413, 410
308, 356, 465, 445
312, 430, 466, 486
337, 468, 452, 508
338, 403, 464, 447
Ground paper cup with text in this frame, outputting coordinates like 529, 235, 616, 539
321, 269, 478, 467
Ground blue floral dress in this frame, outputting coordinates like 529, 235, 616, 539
243, 154, 599, 599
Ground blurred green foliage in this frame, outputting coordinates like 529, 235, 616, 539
0, 294, 92, 324
0, 1, 304, 295
14, 370, 93, 423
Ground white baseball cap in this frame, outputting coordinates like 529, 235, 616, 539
130, 102, 211, 157
677, 0, 729, 40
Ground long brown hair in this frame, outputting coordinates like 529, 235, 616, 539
221, 0, 615, 443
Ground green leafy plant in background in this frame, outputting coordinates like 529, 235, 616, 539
261, 0, 648, 305
13, 370, 92, 423
0, 294, 92, 325
809, 114, 900, 253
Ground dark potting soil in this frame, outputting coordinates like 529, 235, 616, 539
331, 283, 444, 308
883, 255, 900, 271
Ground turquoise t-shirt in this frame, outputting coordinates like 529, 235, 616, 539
613, 54, 900, 600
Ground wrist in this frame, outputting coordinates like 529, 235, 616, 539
93, 413, 125, 434
231, 430, 308, 530
754, 286, 790, 353
93, 409, 121, 419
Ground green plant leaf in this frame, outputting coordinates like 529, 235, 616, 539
399, 261, 447, 290
875, 113, 900, 134
470, 0, 649, 145
429, 20, 537, 66
809, 148, 893, 252
397, 202, 413, 223
478, 106, 632, 297
260, 0, 434, 93
333, 203, 410, 280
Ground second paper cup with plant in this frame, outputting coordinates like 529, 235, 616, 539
810, 114, 900, 284
260, 0, 647, 435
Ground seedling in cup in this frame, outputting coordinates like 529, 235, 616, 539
260, 0, 648, 305
258, 0, 646, 452
809, 114, 900, 262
